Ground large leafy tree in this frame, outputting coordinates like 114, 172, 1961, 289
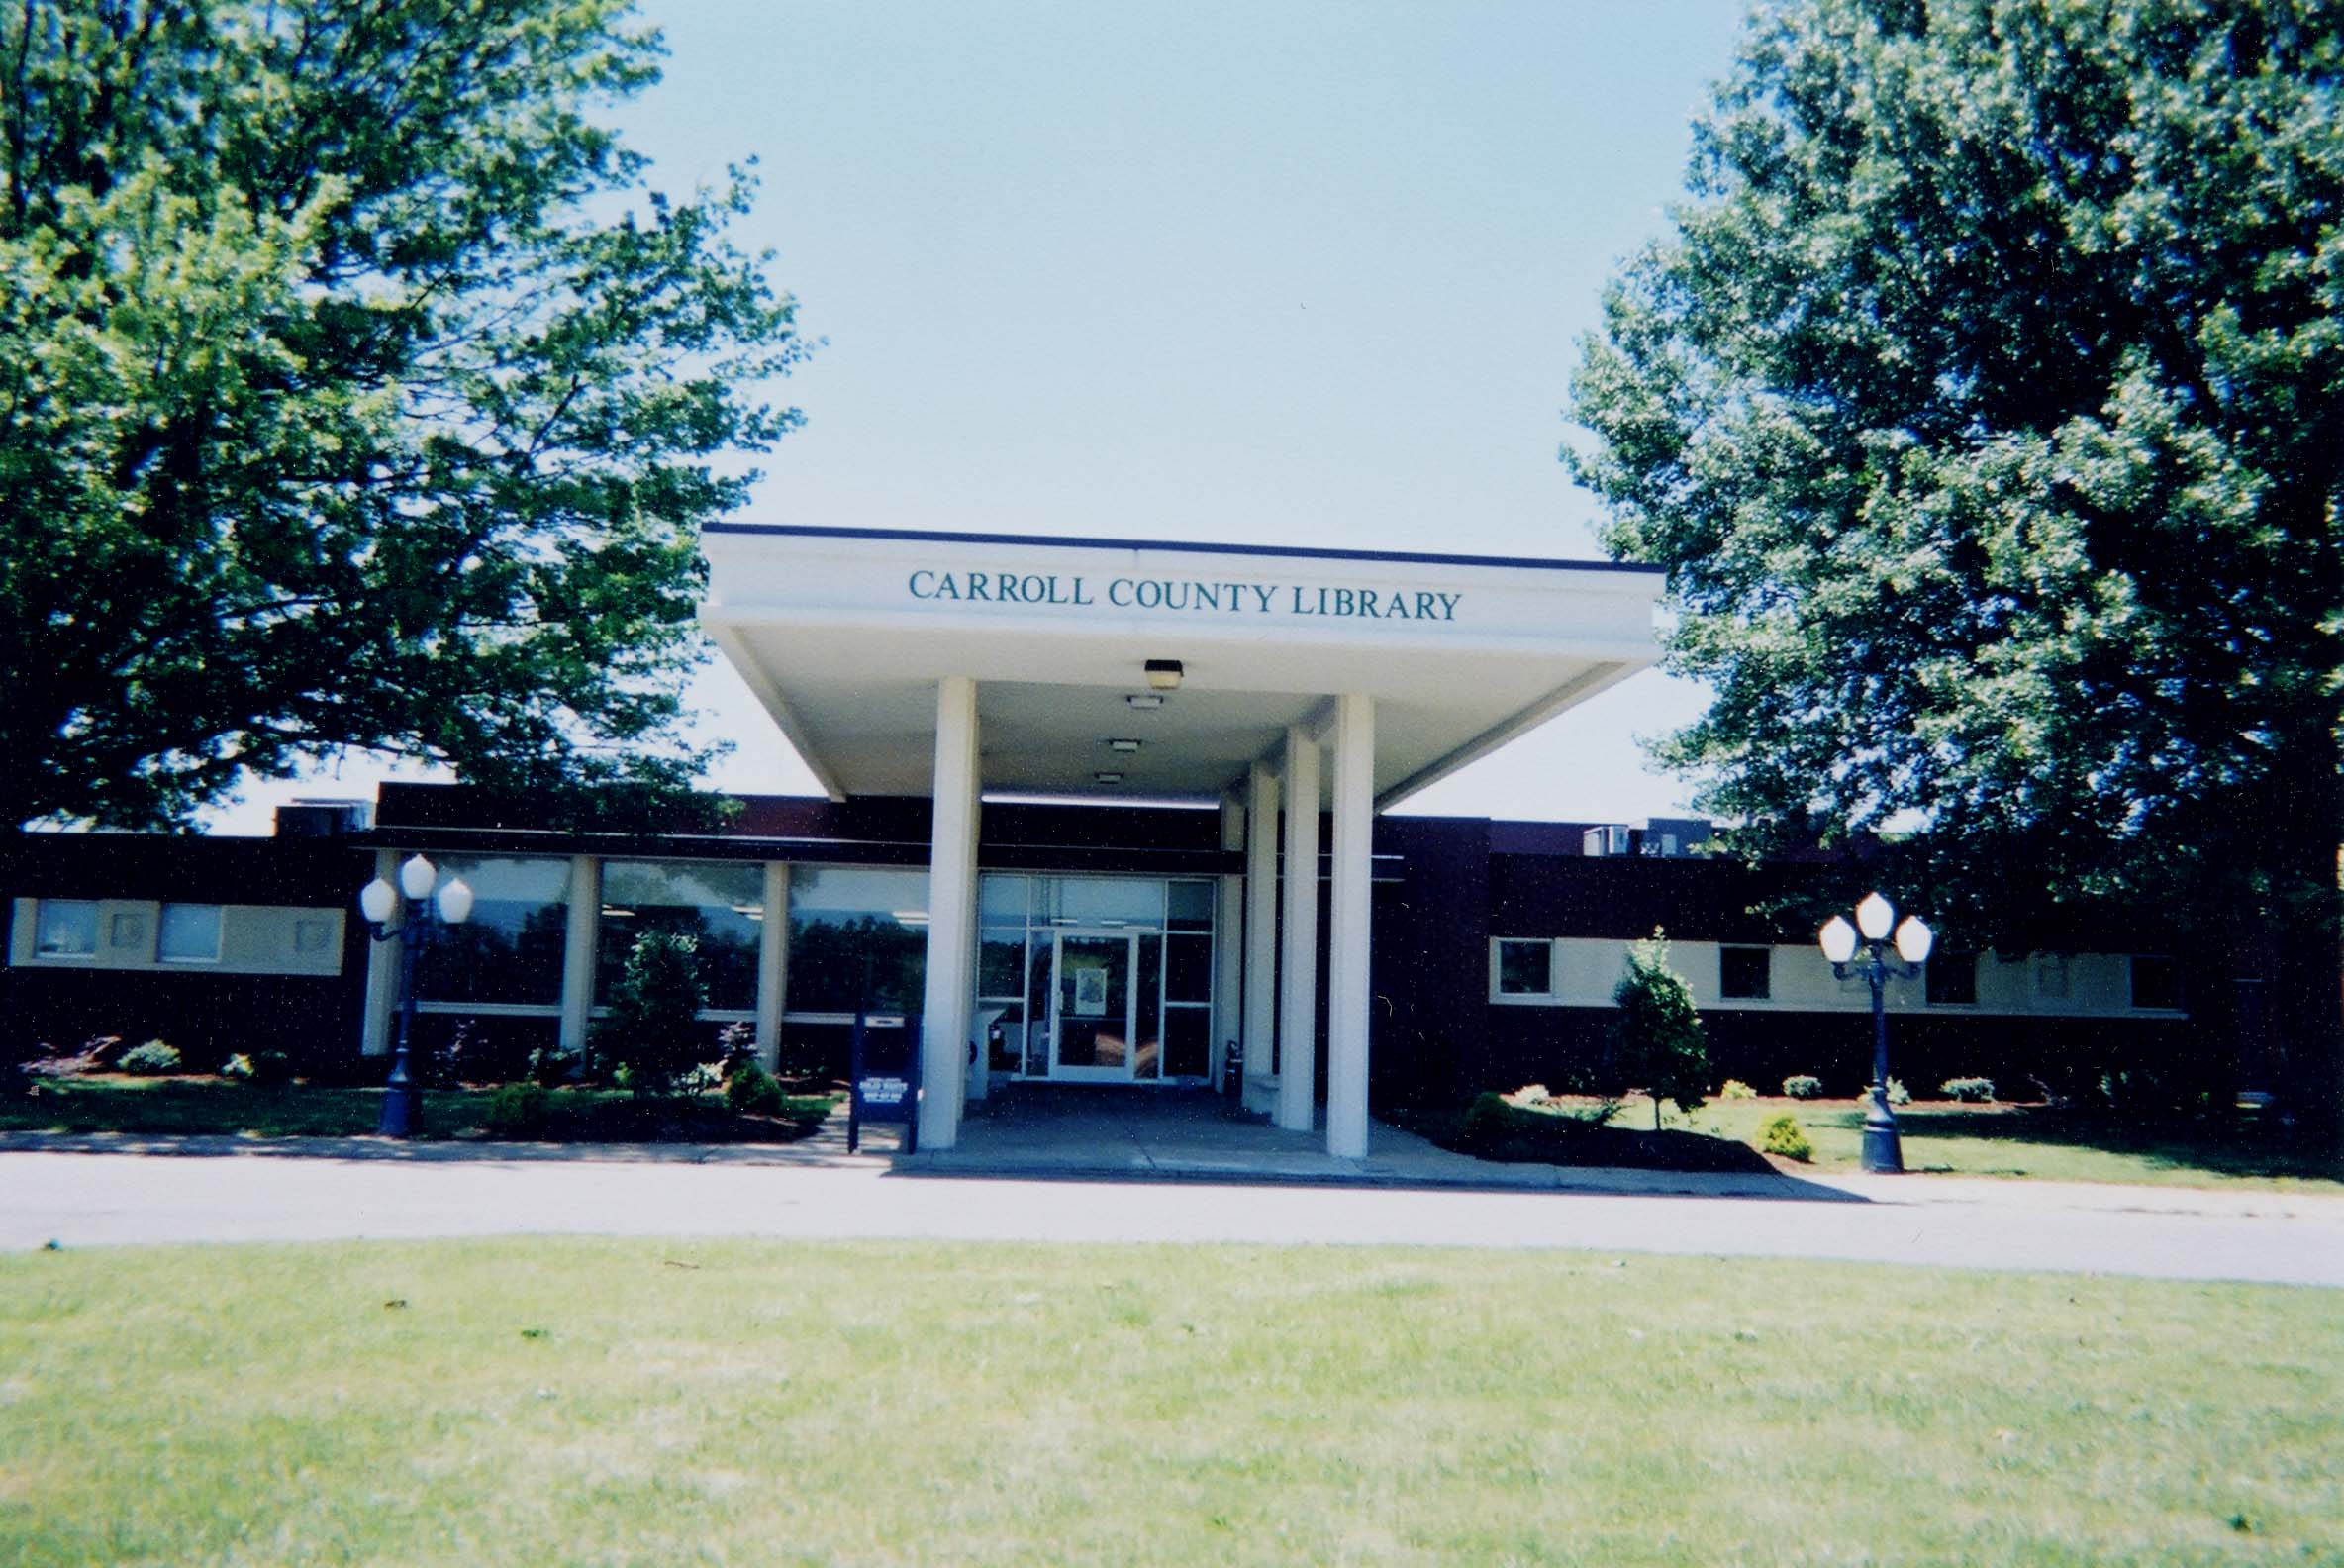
0, 0, 806, 831
1571, 0, 2344, 1135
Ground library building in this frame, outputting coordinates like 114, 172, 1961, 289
4, 527, 2200, 1152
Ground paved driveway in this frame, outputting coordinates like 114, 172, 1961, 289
5, 1141, 2341, 1287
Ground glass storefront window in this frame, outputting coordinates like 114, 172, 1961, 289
1164, 1009, 1212, 1077
979, 875, 1029, 922
956, 872, 1220, 1082
596, 860, 763, 1013
1167, 880, 1214, 931
978, 926, 1027, 1000
1134, 933, 1162, 1080
787, 865, 929, 1015
416, 856, 570, 1006
1037, 876, 1163, 927
1165, 932, 1212, 1003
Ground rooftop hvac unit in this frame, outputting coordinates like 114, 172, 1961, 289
1582, 824, 1632, 857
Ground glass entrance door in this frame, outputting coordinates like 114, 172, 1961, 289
1050, 931, 1136, 1081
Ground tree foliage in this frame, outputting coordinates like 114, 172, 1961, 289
0, 0, 808, 830
1613, 930, 1709, 1129
1571, 0, 2344, 1132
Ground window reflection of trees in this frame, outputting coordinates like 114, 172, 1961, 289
787, 914, 927, 1014
596, 905, 759, 1011
420, 903, 568, 1005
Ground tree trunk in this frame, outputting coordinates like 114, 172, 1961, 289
2262, 725, 2344, 1151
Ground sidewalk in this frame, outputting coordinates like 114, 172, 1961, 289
9, 1093, 2338, 1222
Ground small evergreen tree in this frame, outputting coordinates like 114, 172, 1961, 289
1613, 929, 1709, 1131
597, 931, 708, 1097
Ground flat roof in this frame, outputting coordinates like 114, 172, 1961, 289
701, 525, 1664, 806
704, 522, 1665, 577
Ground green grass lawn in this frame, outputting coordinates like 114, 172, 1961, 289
1, 1239, 2337, 1566
0, 1077, 835, 1143
1661, 1096, 2344, 1193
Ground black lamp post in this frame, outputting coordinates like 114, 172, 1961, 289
359, 855, 473, 1138
1819, 891, 1933, 1174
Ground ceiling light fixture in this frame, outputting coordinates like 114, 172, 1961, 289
1143, 658, 1184, 691
1124, 694, 1166, 710
1094, 770, 1124, 784
1107, 738, 1141, 753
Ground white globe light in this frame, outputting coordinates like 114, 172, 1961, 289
1855, 891, 1895, 941
435, 877, 474, 925
359, 878, 397, 925
1819, 915, 1858, 964
1895, 916, 1934, 964
399, 854, 438, 900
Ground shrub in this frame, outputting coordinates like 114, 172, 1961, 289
1719, 1078, 1757, 1100
1940, 1076, 1996, 1103
528, 1046, 579, 1088
484, 1082, 552, 1138
595, 931, 709, 1096
1851, 1076, 1910, 1105
1613, 929, 1709, 1129
727, 1061, 787, 1117
1782, 1075, 1823, 1100
221, 1050, 293, 1085
717, 1022, 757, 1073
117, 1040, 181, 1076
1457, 1093, 1516, 1152
1760, 1113, 1813, 1161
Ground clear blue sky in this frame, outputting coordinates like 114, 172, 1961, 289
210, 0, 1753, 833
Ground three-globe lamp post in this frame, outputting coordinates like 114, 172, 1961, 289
1818, 892, 1933, 1174
359, 855, 473, 1138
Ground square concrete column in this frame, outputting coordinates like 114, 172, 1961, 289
558, 854, 600, 1057
920, 674, 981, 1150
755, 860, 790, 1071
1324, 693, 1375, 1159
1243, 761, 1280, 1100
1277, 725, 1319, 1134
1214, 873, 1244, 1092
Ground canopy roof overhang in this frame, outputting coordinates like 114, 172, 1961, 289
699, 524, 1664, 810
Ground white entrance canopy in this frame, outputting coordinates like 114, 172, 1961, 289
700, 525, 1663, 810
699, 524, 1664, 1160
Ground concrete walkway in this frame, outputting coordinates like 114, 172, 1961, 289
4, 1087, 2342, 1284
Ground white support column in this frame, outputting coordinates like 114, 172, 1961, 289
359, 848, 400, 1056
1324, 693, 1375, 1159
920, 674, 981, 1150
1214, 873, 1244, 1092
755, 861, 789, 1071
1212, 792, 1244, 1092
558, 854, 600, 1058
1277, 725, 1320, 1134
1243, 761, 1280, 1107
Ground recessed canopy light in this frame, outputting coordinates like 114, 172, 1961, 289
1144, 658, 1184, 690
1107, 738, 1141, 753
1094, 771, 1124, 784
1124, 694, 1166, 710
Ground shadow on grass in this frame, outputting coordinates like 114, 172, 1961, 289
1389, 1102, 1780, 1176
1866, 1105, 2343, 1185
